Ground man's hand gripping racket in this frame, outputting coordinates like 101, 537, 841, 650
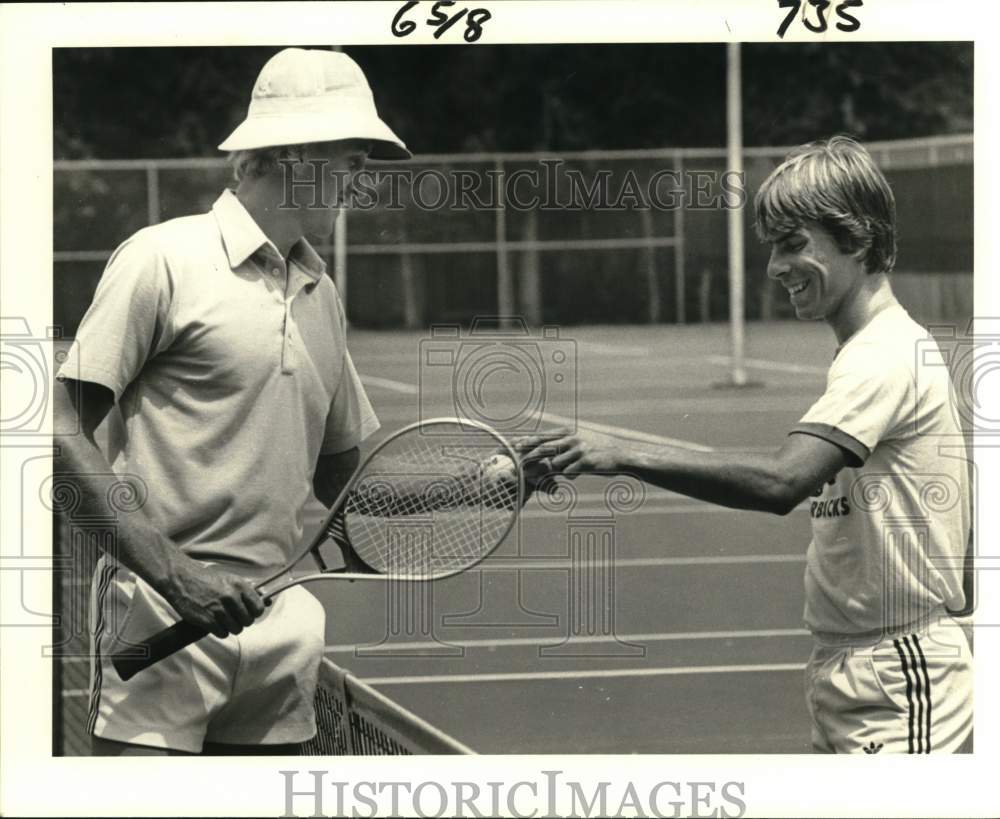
112, 418, 527, 681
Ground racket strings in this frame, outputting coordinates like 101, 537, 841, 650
343, 425, 518, 577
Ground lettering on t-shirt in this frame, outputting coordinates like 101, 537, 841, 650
809, 475, 851, 519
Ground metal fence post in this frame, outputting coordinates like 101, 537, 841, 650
520, 208, 542, 325
674, 151, 686, 324
726, 43, 748, 386
146, 165, 160, 225
334, 207, 348, 316
495, 158, 514, 323
640, 206, 660, 323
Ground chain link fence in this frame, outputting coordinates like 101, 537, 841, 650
54, 134, 972, 333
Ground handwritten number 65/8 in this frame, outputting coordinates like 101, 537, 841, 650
776, 0, 863, 39
392, 1, 492, 42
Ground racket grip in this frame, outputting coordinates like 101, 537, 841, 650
112, 619, 209, 681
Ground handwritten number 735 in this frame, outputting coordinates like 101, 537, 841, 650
777, 0, 863, 38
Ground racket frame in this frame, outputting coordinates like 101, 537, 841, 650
111, 417, 523, 680
259, 415, 523, 596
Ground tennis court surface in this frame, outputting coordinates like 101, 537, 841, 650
304, 319, 842, 754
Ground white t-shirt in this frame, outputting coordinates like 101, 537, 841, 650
792, 304, 969, 638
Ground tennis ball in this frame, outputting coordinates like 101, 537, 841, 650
482, 453, 517, 483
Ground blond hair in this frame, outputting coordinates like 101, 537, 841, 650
754, 135, 897, 275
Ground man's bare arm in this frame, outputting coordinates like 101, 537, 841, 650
623, 434, 849, 514
53, 378, 265, 637
519, 428, 849, 516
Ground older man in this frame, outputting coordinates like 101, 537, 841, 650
54, 48, 409, 755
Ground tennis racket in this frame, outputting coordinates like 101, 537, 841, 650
112, 417, 523, 681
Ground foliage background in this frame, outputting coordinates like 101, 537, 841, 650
53, 43, 973, 159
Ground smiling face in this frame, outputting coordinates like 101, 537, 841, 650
766, 222, 867, 323
753, 137, 899, 336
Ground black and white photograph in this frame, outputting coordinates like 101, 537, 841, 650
1, 2, 997, 817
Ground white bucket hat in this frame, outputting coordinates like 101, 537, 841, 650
218, 48, 411, 160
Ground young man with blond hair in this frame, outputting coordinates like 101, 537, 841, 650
54, 48, 409, 755
520, 136, 972, 753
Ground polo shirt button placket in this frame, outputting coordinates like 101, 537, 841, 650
265, 260, 289, 371
266, 260, 284, 305
281, 301, 294, 375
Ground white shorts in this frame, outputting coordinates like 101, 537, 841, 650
87, 557, 326, 753
805, 612, 973, 754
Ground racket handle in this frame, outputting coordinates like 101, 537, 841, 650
112, 619, 209, 681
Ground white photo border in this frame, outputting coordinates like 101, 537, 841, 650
1, 2, 997, 816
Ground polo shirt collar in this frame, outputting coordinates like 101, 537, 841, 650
212, 189, 326, 281
288, 236, 326, 281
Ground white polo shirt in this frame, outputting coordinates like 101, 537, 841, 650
791, 304, 969, 639
58, 189, 379, 572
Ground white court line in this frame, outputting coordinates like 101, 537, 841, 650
706, 355, 827, 376
325, 627, 810, 654
531, 488, 685, 503
352, 392, 716, 452
520, 501, 809, 518
543, 413, 714, 452
57, 627, 810, 670
359, 663, 807, 686
355, 342, 654, 360
578, 342, 651, 356
481, 554, 805, 570
60, 661, 808, 694
372, 401, 809, 420
360, 375, 419, 394
533, 488, 723, 504
353, 352, 421, 363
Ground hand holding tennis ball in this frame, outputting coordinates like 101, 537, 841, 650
481, 452, 556, 505
482, 453, 518, 483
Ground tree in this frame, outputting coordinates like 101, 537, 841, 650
53, 43, 972, 159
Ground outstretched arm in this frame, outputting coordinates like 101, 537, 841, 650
518, 428, 849, 515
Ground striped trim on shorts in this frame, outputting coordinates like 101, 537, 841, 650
87, 559, 118, 735
805, 613, 972, 754
892, 634, 933, 753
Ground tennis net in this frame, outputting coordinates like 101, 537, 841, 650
53, 510, 473, 756
301, 658, 474, 755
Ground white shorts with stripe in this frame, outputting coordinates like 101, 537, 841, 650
88, 556, 326, 753
805, 610, 973, 754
